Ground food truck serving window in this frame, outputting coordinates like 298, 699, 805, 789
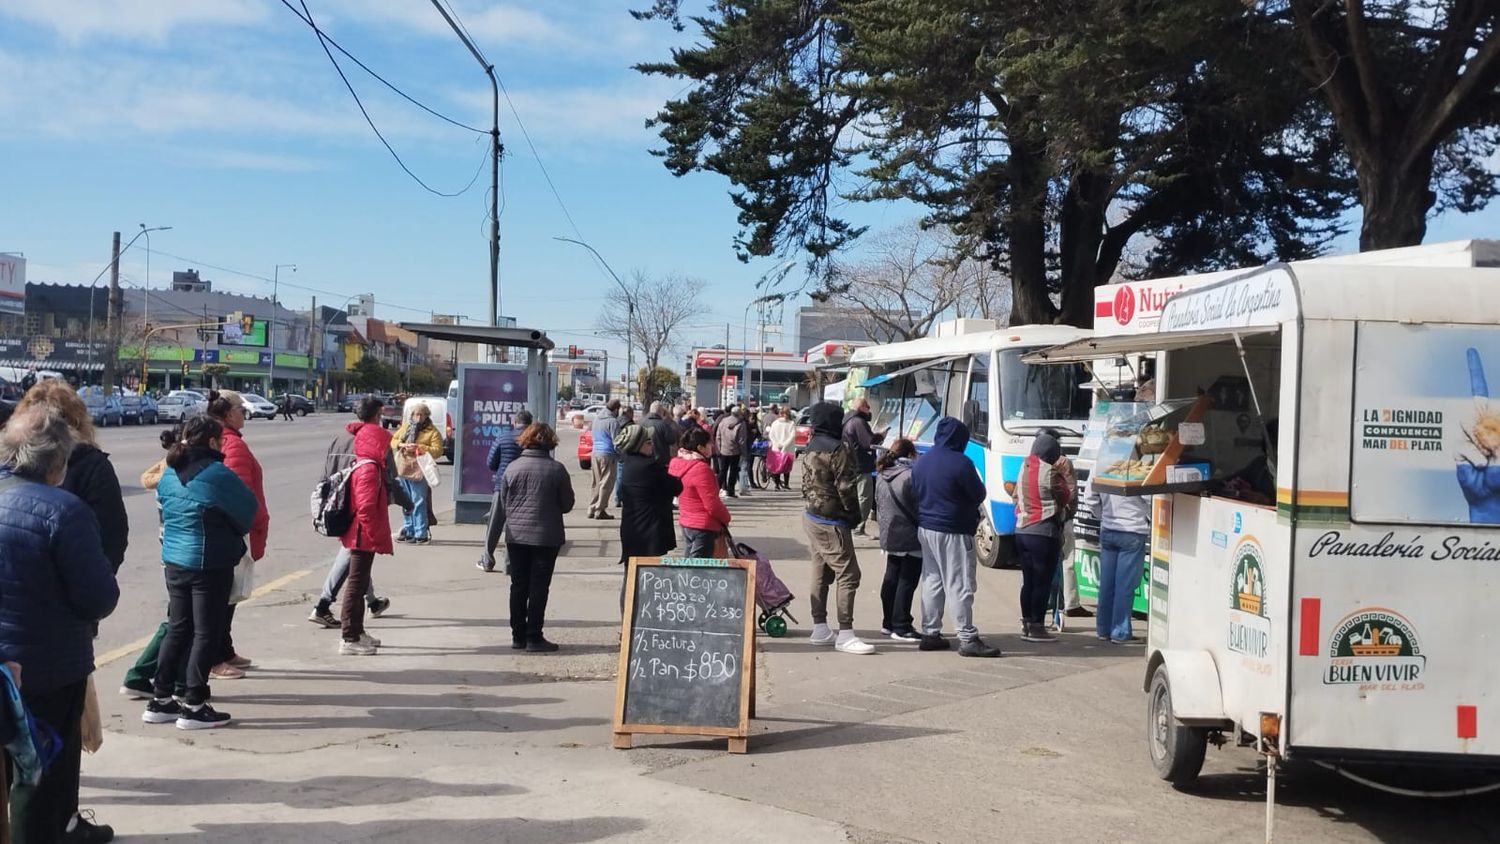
1351, 322, 1500, 528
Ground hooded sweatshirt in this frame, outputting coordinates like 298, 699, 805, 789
910, 417, 986, 535
1014, 432, 1073, 537
799, 402, 860, 524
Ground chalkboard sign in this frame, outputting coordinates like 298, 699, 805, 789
613, 556, 757, 754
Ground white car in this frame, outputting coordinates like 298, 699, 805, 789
566, 404, 607, 428
239, 393, 278, 420
156, 395, 199, 423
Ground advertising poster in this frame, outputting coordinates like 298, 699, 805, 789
457, 365, 530, 499
1352, 322, 1500, 526
0, 254, 25, 316
221, 315, 268, 347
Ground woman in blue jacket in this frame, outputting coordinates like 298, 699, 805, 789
144, 416, 259, 731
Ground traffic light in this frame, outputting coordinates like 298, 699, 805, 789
181, 361, 190, 377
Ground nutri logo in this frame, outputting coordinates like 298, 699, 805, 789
1113, 286, 1136, 326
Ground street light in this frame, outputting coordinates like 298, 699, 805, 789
269, 264, 296, 396
554, 236, 634, 402
138, 224, 172, 338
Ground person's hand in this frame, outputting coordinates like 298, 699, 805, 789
4, 661, 20, 688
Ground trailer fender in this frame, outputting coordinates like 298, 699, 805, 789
1144, 650, 1228, 725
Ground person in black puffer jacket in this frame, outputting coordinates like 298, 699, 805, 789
480, 409, 532, 573
17, 381, 129, 572
502, 423, 575, 653
0, 406, 119, 843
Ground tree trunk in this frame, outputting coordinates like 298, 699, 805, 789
1055, 169, 1111, 329
1357, 160, 1436, 250
1004, 116, 1055, 326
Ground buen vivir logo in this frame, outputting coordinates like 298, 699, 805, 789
1113, 286, 1136, 327
1324, 608, 1425, 690
1226, 536, 1271, 660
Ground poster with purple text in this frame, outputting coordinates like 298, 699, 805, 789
458, 365, 530, 498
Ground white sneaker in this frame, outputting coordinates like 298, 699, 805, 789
835, 636, 875, 655
359, 632, 381, 647
339, 639, 377, 656
809, 626, 837, 646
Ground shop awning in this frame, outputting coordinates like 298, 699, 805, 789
1021, 326, 1279, 365
860, 354, 966, 387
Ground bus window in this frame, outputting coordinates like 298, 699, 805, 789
997, 349, 1089, 430
964, 354, 990, 446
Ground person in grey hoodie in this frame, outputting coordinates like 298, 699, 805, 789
874, 439, 922, 641
1084, 473, 1150, 643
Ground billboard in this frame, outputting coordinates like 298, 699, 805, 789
0, 254, 24, 316
1351, 322, 1500, 526
455, 364, 531, 500
220, 314, 268, 347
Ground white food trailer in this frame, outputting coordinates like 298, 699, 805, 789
1026, 262, 1500, 822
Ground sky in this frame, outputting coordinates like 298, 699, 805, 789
1, 1, 1497, 380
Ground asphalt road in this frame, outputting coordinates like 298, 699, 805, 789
93, 412, 454, 661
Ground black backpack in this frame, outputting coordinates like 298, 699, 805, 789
310, 458, 373, 537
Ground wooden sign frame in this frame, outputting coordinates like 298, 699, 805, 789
613, 555, 758, 754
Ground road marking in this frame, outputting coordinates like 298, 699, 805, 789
95, 568, 312, 667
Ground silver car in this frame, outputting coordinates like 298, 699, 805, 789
156, 394, 199, 423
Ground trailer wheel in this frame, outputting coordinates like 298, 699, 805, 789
1149, 667, 1208, 786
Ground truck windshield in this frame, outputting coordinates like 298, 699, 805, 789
998, 350, 1090, 432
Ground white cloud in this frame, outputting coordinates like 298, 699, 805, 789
1, 0, 267, 42
168, 147, 333, 172
451, 78, 678, 152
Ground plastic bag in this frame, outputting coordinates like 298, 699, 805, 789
81, 675, 102, 754
229, 554, 255, 604
395, 449, 423, 481
417, 452, 441, 488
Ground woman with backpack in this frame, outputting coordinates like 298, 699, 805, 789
144, 416, 258, 729
875, 439, 923, 641
338, 415, 395, 655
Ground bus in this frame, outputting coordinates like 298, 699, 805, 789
848, 321, 1094, 567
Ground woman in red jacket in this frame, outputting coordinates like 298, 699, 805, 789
668, 427, 732, 558
206, 390, 268, 678
339, 419, 394, 655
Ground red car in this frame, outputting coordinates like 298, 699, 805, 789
794, 410, 812, 453
578, 428, 593, 469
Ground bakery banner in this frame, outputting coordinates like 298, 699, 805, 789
1351, 322, 1500, 526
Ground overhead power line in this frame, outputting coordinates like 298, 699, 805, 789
277, 0, 485, 135
290, 0, 487, 197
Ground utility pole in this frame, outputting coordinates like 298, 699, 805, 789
429, 0, 501, 354
103, 231, 121, 392
308, 296, 317, 400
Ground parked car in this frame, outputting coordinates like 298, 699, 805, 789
83, 393, 124, 427
156, 394, 198, 423
794, 409, 812, 453
337, 392, 370, 413
120, 394, 158, 425
577, 428, 593, 469
380, 394, 407, 429
273, 394, 315, 416
166, 389, 209, 417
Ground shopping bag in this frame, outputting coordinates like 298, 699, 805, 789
395, 449, 423, 481
766, 450, 793, 475
81, 675, 103, 754
417, 452, 441, 488
229, 554, 256, 604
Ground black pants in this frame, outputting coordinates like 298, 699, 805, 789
508, 543, 559, 643
9, 678, 86, 844
1016, 533, 1059, 624
218, 601, 238, 665
154, 566, 233, 705
716, 455, 740, 493
880, 553, 923, 634
482, 490, 506, 567
341, 550, 376, 642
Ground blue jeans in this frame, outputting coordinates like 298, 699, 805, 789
1097, 528, 1147, 641
401, 478, 430, 539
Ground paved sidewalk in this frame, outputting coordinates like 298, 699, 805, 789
82, 472, 1499, 842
